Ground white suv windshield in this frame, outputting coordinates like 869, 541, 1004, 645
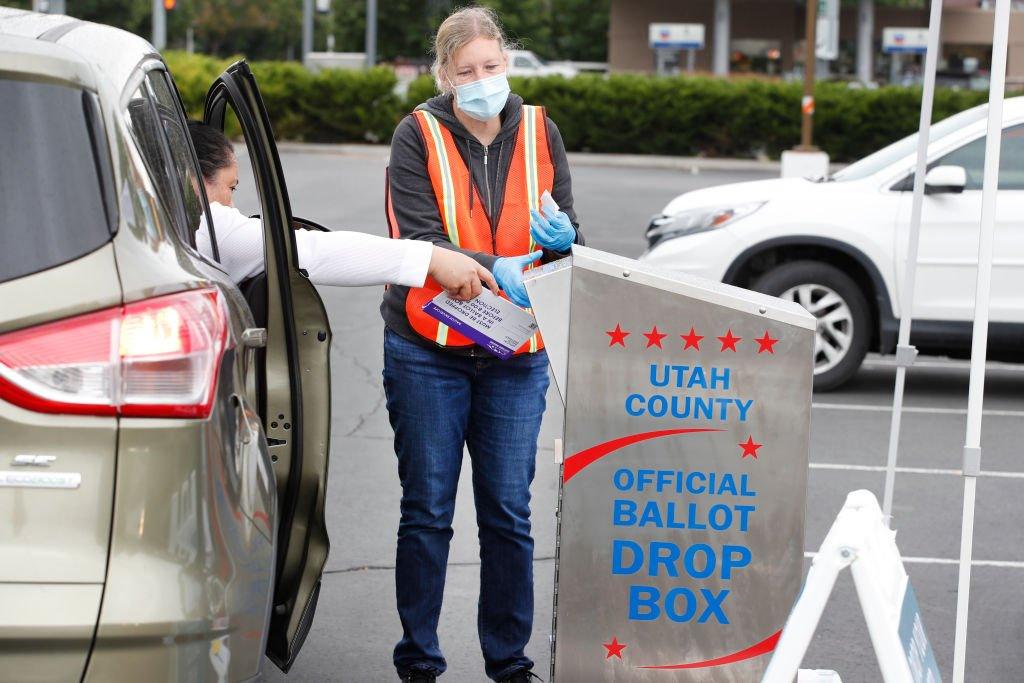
833, 105, 989, 182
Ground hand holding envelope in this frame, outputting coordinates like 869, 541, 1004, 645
530, 190, 576, 253
422, 288, 540, 360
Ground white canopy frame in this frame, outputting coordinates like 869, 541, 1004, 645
878, 0, 1013, 681
951, 1, 1012, 680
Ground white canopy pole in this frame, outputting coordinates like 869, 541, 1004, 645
952, 1, 1011, 680
880, 0, 944, 524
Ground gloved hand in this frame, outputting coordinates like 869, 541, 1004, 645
492, 250, 543, 308
530, 207, 576, 253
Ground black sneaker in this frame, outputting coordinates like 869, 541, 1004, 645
400, 671, 437, 683
498, 669, 542, 683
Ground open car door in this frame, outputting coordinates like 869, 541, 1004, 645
203, 61, 332, 672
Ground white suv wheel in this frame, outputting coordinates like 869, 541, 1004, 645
781, 284, 854, 375
752, 260, 871, 391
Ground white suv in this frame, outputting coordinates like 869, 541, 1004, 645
640, 99, 1024, 390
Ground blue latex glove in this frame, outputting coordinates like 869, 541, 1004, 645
530, 207, 576, 253
493, 250, 543, 308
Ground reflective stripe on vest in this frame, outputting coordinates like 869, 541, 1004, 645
419, 112, 461, 248
403, 105, 554, 353
521, 106, 542, 352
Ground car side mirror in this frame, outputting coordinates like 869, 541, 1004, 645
924, 165, 967, 194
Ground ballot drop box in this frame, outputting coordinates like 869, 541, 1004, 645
524, 247, 816, 682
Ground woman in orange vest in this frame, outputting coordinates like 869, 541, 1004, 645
381, 7, 583, 683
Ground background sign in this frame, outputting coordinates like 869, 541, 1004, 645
816, 0, 840, 61
883, 27, 930, 54
648, 23, 705, 50
532, 248, 815, 681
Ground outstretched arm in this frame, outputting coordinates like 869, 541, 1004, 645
200, 202, 495, 297
296, 229, 496, 297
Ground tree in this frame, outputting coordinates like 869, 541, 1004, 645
550, 0, 609, 62
325, 0, 608, 63
477, 0, 551, 57
0, 0, 611, 62
0, 0, 147, 30
327, 0, 448, 63
64, 0, 150, 35
191, 0, 301, 59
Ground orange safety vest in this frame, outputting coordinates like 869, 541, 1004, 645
388, 104, 554, 354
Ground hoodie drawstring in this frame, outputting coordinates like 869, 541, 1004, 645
466, 138, 474, 218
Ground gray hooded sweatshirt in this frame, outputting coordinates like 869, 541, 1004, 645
381, 91, 583, 354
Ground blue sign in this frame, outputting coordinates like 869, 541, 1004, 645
898, 583, 942, 683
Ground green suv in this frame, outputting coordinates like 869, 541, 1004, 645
1, 9, 332, 682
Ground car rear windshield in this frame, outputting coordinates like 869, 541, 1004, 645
0, 78, 116, 285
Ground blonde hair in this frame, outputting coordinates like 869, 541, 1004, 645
432, 6, 512, 94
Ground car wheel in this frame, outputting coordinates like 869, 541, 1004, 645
752, 261, 870, 391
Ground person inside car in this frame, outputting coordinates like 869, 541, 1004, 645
188, 121, 496, 299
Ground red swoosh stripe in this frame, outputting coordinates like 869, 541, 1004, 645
562, 428, 721, 483
637, 629, 782, 670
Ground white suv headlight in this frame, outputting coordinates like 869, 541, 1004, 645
645, 201, 766, 249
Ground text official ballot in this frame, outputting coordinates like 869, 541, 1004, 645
422, 288, 539, 360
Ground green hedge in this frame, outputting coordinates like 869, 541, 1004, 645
165, 52, 993, 161
405, 74, 993, 161
164, 51, 403, 143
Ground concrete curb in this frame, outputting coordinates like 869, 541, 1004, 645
566, 152, 780, 172
275, 142, 392, 159
272, 142, 852, 174
273, 141, 786, 172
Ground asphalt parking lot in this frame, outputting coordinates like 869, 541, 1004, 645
245, 146, 1024, 682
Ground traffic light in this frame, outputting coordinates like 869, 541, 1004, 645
163, 0, 175, 10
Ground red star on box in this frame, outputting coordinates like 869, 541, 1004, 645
755, 331, 779, 354
718, 329, 742, 352
643, 325, 667, 349
739, 436, 763, 459
680, 326, 703, 351
606, 324, 630, 348
603, 637, 627, 660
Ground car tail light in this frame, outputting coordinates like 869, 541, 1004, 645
0, 289, 228, 418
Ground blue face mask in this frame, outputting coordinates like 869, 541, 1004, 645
452, 72, 510, 122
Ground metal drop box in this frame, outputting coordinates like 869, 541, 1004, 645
525, 246, 816, 682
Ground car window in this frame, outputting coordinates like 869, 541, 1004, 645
834, 105, 989, 182
891, 123, 1024, 191
932, 123, 1024, 190
145, 71, 208, 240
514, 56, 533, 68
0, 78, 114, 284
125, 84, 187, 236
125, 72, 209, 249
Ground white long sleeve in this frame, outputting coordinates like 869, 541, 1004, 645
196, 202, 431, 287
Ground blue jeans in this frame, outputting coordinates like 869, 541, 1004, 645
383, 328, 550, 680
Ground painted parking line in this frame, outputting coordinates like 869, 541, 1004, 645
810, 462, 1024, 479
812, 402, 1024, 418
803, 551, 1024, 569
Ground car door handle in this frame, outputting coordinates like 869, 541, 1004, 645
241, 327, 267, 348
